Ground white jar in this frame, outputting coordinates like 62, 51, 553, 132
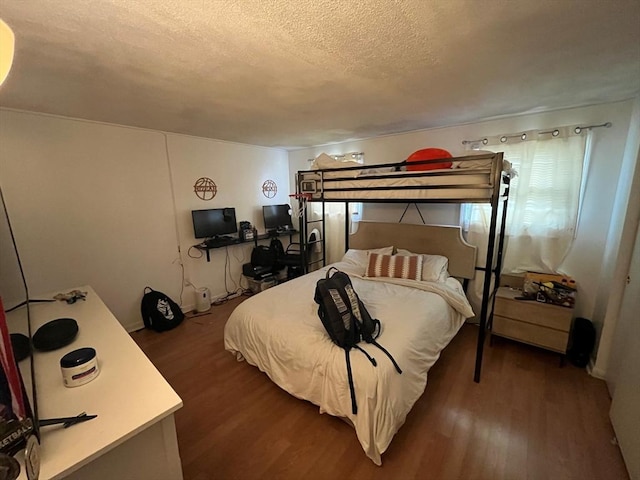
60, 347, 99, 387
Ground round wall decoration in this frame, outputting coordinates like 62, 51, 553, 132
262, 179, 277, 198
194, 177, 217, 200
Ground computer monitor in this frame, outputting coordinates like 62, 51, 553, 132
263, 204, 293, 232
191, 208, 238, 239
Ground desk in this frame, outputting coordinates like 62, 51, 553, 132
8, 286, 183, 480
195, 230, 299, 262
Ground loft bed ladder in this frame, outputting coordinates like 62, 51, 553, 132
294, 180, 327, 274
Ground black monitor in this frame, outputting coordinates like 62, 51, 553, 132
191, 208, 238, 239
263, 204, 293, 232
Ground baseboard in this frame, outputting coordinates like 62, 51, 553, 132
588, 358, 607, 379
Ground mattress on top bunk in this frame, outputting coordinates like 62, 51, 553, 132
299, 153, 511, 201
299, 168, 495, 200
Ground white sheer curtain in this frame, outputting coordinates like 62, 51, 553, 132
462, 129, 588, 275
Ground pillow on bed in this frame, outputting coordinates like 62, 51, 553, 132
395, 249, 449, 282
341, 246, 394, 270
365, 253, 423, 281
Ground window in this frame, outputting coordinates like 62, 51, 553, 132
461, 130, 588, 273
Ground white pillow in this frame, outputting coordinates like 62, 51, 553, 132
395, 248, 449, 282
341, 246, 394, 269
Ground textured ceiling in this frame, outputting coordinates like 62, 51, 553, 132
1, 1, 639, 149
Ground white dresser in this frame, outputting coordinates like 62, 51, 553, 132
8, 286, 183, 480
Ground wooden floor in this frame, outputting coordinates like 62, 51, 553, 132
131, 295, 629, 480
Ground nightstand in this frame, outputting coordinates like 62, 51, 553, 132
492, 286, 573, 354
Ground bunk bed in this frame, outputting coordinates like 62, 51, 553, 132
224, 152, 511, 465
295, 151, 511, 384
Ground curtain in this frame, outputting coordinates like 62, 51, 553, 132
461, 130, 588, 318
462, 130, 588, 274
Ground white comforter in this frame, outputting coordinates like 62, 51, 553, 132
224, 262, 472, 465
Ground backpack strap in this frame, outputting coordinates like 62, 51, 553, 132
144, 286, 153, 295
345, 349, 357, 415
369, 340, 403, 374
353, 344, 377, 367
326, 266, 340, 279
370, 318, 381, 340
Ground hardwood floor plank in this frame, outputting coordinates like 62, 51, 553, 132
131, 296, 629, 480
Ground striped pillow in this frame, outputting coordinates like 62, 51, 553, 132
366, 253, 423, 281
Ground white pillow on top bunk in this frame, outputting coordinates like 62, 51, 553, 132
395, 249, 449, 282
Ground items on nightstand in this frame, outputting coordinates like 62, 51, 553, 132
523, 272, 576, 308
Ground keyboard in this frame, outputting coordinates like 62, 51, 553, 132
204, 236, 236, 248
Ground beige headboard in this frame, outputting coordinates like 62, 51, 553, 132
349, 221, 477, 279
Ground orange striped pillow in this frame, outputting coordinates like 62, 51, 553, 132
365, 253, 423, 281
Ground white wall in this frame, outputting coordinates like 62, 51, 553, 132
594, 96, 640, 380
0, 109, 289, 330
167, 134, 289, 309
289, 100, 636, 371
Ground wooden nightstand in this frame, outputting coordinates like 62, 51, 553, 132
492, 286, 573, 354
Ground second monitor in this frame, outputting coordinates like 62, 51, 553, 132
263, 204, 293, 234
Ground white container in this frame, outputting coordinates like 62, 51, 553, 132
60, 347, 99, 387
195, 287, 211, 312
247, 276, 277, 294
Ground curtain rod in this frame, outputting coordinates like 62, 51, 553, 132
461, 122, 612, 146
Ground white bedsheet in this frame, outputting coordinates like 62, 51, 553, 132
224, 262, 472, 465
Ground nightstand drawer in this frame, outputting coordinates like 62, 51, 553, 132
494, 295, 572, 331
493, 315, 570, 353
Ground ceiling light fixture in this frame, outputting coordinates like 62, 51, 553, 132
0, 18, 15, 87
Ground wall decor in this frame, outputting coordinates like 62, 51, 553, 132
262, 179, 277, 198
194, 177, 217, 201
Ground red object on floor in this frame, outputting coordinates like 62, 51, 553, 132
406, 148, 453, 171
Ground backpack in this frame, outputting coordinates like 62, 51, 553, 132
251, 245, 276, 269
314, 267, 402, 414
140, 287, 185, 332
270, 237, 285, 259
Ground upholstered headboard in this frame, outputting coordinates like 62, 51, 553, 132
349, 221, 477, 279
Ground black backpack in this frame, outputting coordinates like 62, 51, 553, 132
251, 245, 276, 269
314, 267, 402, 414
141, 287, 185, 332
270, 237, 285, 259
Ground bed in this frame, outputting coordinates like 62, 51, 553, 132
224, 222, 477, 465
296, 152, 512, 385
298, 151, 513, 202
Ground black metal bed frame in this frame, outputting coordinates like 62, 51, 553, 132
295, 152, 511, 382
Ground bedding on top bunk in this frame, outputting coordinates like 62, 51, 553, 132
310, 152, 513, 179
302, 152, 513, 200
223, 250, 473, 465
